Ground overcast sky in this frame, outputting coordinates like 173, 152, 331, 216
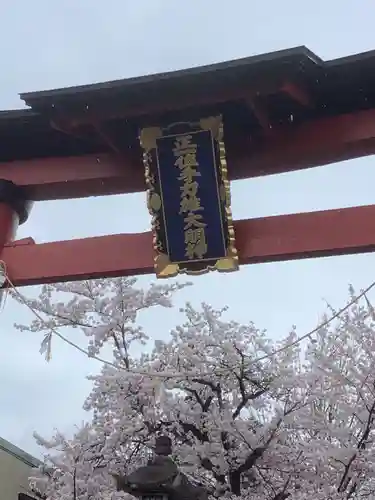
1, 0, 375, 458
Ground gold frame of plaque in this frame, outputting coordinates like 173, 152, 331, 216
140, 115, 238, 278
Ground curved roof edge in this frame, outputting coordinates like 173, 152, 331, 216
19, 46, 321, 104
18, 45, 375, 111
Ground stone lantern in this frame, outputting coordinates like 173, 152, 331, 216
112, 436, 208, 500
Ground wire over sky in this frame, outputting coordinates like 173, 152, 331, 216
2, 260, 375, 379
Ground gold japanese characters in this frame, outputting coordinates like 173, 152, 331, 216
173, 134, 208, 261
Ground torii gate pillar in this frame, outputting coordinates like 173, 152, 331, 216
0, 180, 31, 257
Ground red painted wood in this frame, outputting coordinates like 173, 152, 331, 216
1, 108, 375, 201
4, 237, 35, 247
0, 203, 19, 267
5, 205, 375, 286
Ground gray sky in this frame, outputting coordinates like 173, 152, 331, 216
1, 0, 375, 458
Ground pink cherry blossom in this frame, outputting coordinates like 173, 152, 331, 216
13, 280, 375, 500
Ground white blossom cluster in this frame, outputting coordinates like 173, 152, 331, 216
12, 280, 375, 500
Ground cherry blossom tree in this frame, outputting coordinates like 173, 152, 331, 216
12, 279, 375, 500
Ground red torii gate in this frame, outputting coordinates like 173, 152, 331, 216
1, 46, 375, 286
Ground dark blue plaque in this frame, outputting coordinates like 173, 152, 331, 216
140, 117, 238, 278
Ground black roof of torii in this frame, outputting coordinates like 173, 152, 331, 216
0, 45, 375, 162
